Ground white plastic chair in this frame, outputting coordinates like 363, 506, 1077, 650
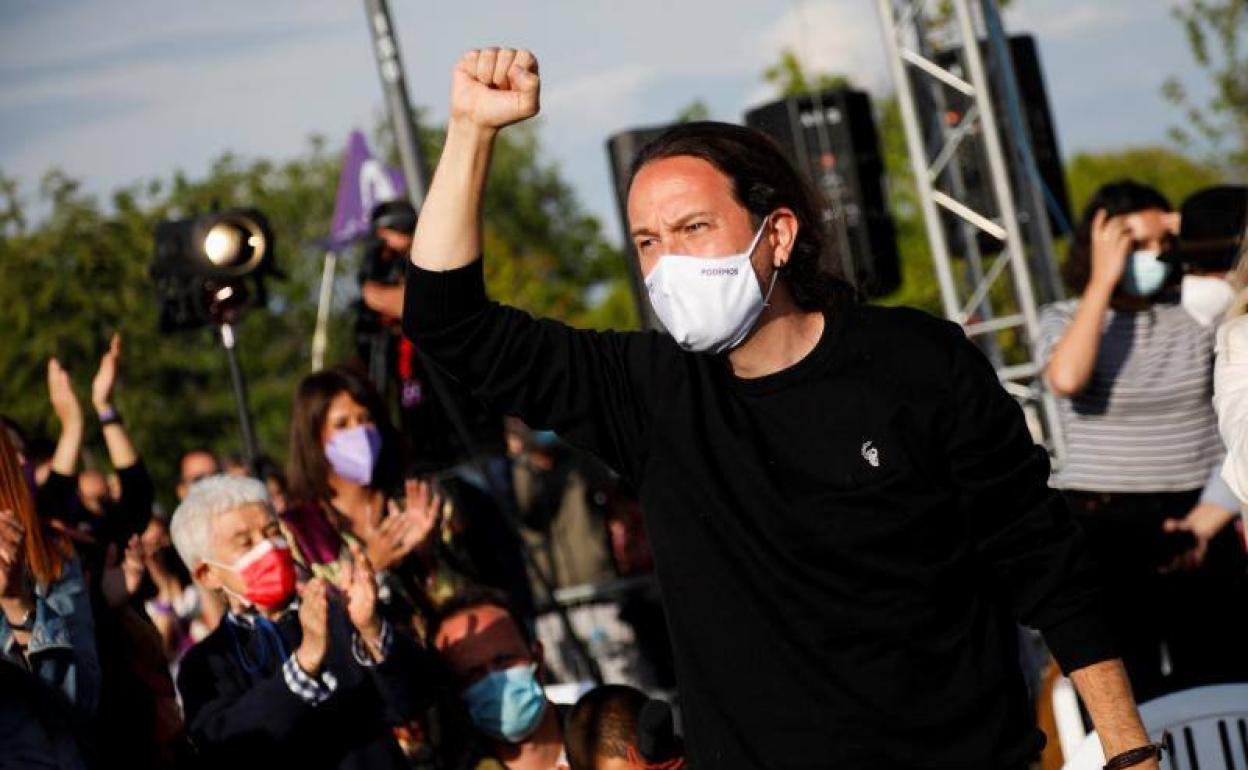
1060, 683, 1248, 770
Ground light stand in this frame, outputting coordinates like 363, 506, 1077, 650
151, 208, 276, 477
219, 322, 260, 473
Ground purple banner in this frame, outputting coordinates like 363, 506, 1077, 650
327, 130, 406, 251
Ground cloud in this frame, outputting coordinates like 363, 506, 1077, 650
1006, 0, 1174, 39
747, 0, 890, 102
542, 63, 660, 128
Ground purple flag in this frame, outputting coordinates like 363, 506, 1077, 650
327, 130, 407, 251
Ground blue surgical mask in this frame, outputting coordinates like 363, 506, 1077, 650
1119, 249, 1171, 297
462, 663, 547, 743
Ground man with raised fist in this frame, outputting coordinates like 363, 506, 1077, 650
402, 48, 1160, 770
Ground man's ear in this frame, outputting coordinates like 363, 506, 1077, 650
770, 207, 800, 269
195, 561, 222, 591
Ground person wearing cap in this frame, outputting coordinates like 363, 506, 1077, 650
1039, 181, 1248, 702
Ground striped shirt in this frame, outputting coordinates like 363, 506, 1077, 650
1038, 298, 1223, 492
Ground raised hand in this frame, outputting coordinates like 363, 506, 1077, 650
338, 541, 382, 654
47, 358, 82, 428
91, 333, 122, 413
1087, 209, 1134, 292
450, 47, 540, 130
101, 535, 146, 608
296, 578, 330, 675
396, 479, 441, 551
363, 484, 441, 571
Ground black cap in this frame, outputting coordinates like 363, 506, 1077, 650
370, 199, 418, 236
1160, 185, 1248, 270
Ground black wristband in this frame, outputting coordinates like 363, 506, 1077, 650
1103, 744, 1163, 770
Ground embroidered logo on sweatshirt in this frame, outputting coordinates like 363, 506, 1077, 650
860, 441, 880, 468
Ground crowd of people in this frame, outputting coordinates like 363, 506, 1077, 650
0, 324, 680, 770
3, 44, 1248, 770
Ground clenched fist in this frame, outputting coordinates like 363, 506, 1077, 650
450, 47, 540, 130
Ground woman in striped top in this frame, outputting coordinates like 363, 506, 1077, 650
1039, 180, 1248, 703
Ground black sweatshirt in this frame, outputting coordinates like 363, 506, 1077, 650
403, 260, 1116, 770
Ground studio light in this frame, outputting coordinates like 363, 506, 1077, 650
150, 208, 276, 330
148, 207, 278, 473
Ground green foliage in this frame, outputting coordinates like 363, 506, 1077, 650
762, 49, 852, 97
674, 100, 712, 123
1163, 0, 1248, 176
1065, 146, 1224, 218
0, 124, 630, 508
874, 98, 943, 315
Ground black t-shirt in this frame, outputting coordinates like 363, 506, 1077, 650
403, 260, 1115, 770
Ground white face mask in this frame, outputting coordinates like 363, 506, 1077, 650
1181, 274, 1236, 327
644, 218, 778, 353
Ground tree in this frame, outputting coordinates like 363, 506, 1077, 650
1064, 146, 1224, 218
762, 49, 852, 98
1163, 0, 1248, 176
0, 123, 631, 506
674, 99, 712, 123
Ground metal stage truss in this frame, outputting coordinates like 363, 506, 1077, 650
875, 0, 1068, 462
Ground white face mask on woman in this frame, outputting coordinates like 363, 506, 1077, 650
1181, 274, 1236, 327
644, 217, 778, 353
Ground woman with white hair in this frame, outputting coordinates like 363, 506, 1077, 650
170, 475, 435, 769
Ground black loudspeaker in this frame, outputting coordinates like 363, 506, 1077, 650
744, 90, 901, 297
606, 126, 674, 330
931, 34, 1072, 247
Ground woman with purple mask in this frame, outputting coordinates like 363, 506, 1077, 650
284, 366, 442, 636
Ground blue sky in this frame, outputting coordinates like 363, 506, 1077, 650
0, 0, 1214, 247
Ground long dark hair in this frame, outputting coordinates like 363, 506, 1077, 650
1063, 180, 1173, 294
287, 365, 404, 502
628, 121, 857, 312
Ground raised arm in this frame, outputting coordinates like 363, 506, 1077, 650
90, 335, 152, 541
46, 359, 83, 479
91, 334, 138, 470
1044, 210, 1130, 396
402, 48, 669, 482
410, 47, 540, 273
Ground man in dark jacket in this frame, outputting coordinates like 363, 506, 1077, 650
171, 475, 434, 768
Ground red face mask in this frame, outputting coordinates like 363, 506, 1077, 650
212, 538, 297, 609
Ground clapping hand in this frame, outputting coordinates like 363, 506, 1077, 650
450, 47, 540, 131
338, 541, 384, 660
364, 480, 442, 571
101, 534, 146, 608
47, 358, 82, 428
91, 333, 122, 414
296, 578, 330, 675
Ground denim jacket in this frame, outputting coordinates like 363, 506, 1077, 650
0, 555, 101, 716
